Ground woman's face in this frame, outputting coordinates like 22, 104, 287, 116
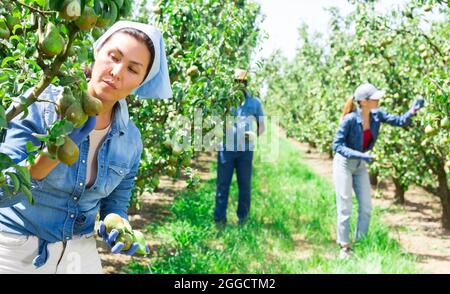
360, 99, 379, 110
89, 32, 151, 104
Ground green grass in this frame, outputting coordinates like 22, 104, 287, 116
125, 131, 420, 274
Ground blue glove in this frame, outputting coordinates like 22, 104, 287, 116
68, 116, 96, 145
410, 96, 425, 114
97, 220, 147, 255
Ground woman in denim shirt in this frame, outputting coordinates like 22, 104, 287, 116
0, 21, 172, 273
332, 83, 424, 259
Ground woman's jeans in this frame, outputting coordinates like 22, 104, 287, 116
214, 151, 254, 224
333, 153, 372, 246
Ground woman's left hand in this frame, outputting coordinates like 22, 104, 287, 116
97, 220, 149, 255
410, 96, 425, 114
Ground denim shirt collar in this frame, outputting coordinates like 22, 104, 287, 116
244, 91, 251, 101
110, 99, 129, 136
355, 108, 381, 125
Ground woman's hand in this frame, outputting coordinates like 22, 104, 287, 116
363, 154, 375, 164
410, 96, 425, 115
97, 220, 150, 256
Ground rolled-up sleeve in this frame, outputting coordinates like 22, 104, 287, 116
0, 94, 46, 206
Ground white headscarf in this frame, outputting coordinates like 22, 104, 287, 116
93, 21, 172, 99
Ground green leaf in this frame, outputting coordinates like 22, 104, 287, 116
0, 105, 6, 129
0, 71, 8, 83
49, 0, 64, 10
27, 154, 36, 166
0, 153, 14, 170
32, 0, 47, 7
25, 141, 40, 153
0, 183, 13, 197
15, 165, 31, 188
32, 133, 49, 141
1, 56, 18, 67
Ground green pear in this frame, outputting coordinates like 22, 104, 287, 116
38, 22, 65, 57
75, 6, 98, 30
132, 230, 148, 255
59, 0, 81, 21
96, 1, 118, 28
65, 102, 88, 128
0, 18, 10, 39
113, 0, 124, 9
5, 15, 20, 32
116, 233, 134, 251
57, 87, 77, 116
104, 213, 124, 234
81, 91, 103, 116
57, 136, 79, 165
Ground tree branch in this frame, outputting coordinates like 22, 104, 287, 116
6, 25, 79, 122
9, 0, 55, 17
421, 184, 440, 197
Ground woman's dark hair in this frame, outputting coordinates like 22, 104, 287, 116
84, 28, 155, 83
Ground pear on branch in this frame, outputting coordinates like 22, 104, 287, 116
59, 0, 82, 21
96, 1, 119, 28
75, 6, 98, 31
81, 91, 103, 116
38, 22, 65, 57
56, 87, 77, 116
57, 136, 79, 166
0, 17, 10, 39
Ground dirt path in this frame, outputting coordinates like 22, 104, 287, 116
96, 153, 214, 274
279, 128, 450, 274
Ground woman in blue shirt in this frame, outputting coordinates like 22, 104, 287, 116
0, 21, 172, 273
332, 83, 423, 259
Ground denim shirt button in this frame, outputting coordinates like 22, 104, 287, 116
73, 197, 78, 200
79, 182, 83, 186
65, 237, 70, 240
119, 170, 123, 175
82, 160, 86, 164
70, 214, 75, 218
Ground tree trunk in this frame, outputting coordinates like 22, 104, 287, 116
369, 170, 379, 187
328, 150, 333, 159
393, 177, 405, 205
435, 163, 450, 230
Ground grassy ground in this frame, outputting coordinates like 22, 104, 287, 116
125, 131, 420, 274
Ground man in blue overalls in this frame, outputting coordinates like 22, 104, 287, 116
214, 69, 265, 226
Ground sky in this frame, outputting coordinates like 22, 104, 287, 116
252, 0, 413, 62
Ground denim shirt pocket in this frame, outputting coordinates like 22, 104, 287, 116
104, 163, 131, 195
